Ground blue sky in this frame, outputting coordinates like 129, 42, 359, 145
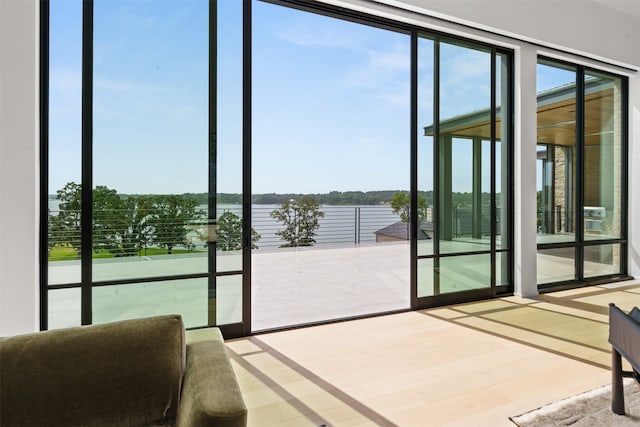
50, 0, 209, 195
49, 0, 570, 196
251, 1, 411, 194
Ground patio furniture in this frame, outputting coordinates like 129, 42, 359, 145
608, 303, 640, 415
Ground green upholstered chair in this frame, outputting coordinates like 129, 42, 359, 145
0, 315, 247, 427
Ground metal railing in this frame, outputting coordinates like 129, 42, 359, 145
47, 205, 407, 260
48, 203, 513, 261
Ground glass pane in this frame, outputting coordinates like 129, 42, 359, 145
216, 0, 244, 272
217, 274, 243, 325
93, 279, 207, 328
48, 0, 82, 285
482, 139, 491, 236
536, 61, 577, 244
252, 1, 410, 330
537, 247, 575, 284
92, 0, 208, 281
418, 257, 435, 297
437, 137, 492, 254
497, 53, 510, 250
584, 244, 621, 278
496, 251, 510, 286
418, 35, 434, 256
48, 288, 81, 329
438, 41, 491, 255
419, 254, 492, 297
583, 71, 623, 241
438, 254, 491, 293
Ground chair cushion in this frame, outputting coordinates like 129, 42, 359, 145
0, 315, 185, 427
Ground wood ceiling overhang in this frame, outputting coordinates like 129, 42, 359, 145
423, 77, 616, 146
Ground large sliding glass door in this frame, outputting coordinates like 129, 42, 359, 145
43, 0, 516, 334
45, 0, 246, 336
417, 36, 512, 305
90, 0, 209, 326
536, 58, 627, 289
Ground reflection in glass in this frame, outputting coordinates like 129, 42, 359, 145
497, 53, 510, 250
438, 254, 491, 293
482, 140, 491, 237
418, 258, 434, 297
93, 279, 207, 328
418, 35, 434, 257
537, 247, 575, 284
418, 39, 510, 299
496, 251, 510, 286
92, 0, 208, 281
584, 244, 621, 278
536, 60, 577, 244
536, 58, 625, 288
437, 42, 491, 255
583, 72, 622, 241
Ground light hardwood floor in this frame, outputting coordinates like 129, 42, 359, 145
225, 280, 640, 426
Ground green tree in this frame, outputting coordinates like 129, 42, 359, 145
49, 182, 82, 256
390, 192, 428, 223
50, 182, 135, 258
271, 197, 325, 247
150, 195, 202, 254
216, 211, 261, 250
123, 195, 156, 256
93, 185, 130, 256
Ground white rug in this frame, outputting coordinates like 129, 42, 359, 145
510, 379, 640, 426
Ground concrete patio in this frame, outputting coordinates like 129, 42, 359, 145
47, 241, 621, 331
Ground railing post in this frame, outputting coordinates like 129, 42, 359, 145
354, 207, 361, 245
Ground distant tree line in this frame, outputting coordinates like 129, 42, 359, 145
61, 190, 502, 208
49, 183, 505, 259
114, 190, 412, 206
221, 191, 499, 207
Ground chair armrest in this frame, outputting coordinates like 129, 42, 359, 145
176, 328, 247, 427
609, 303, 640, 372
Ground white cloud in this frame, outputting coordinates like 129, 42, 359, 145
439, 48, 493, 118
342, 45, 410, 89
274, 16, 364, 49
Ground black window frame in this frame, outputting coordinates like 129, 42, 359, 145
536, 55, 630, 292
40, 0, 516, 336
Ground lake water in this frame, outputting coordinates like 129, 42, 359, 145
219, 204, 401, 248
48, 199, 402, 248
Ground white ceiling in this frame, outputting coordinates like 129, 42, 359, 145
380, 0, 640, 68
592, 0, 640, 19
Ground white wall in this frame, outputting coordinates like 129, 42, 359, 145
514, 44, 539, 297
0, 0, 40, 336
